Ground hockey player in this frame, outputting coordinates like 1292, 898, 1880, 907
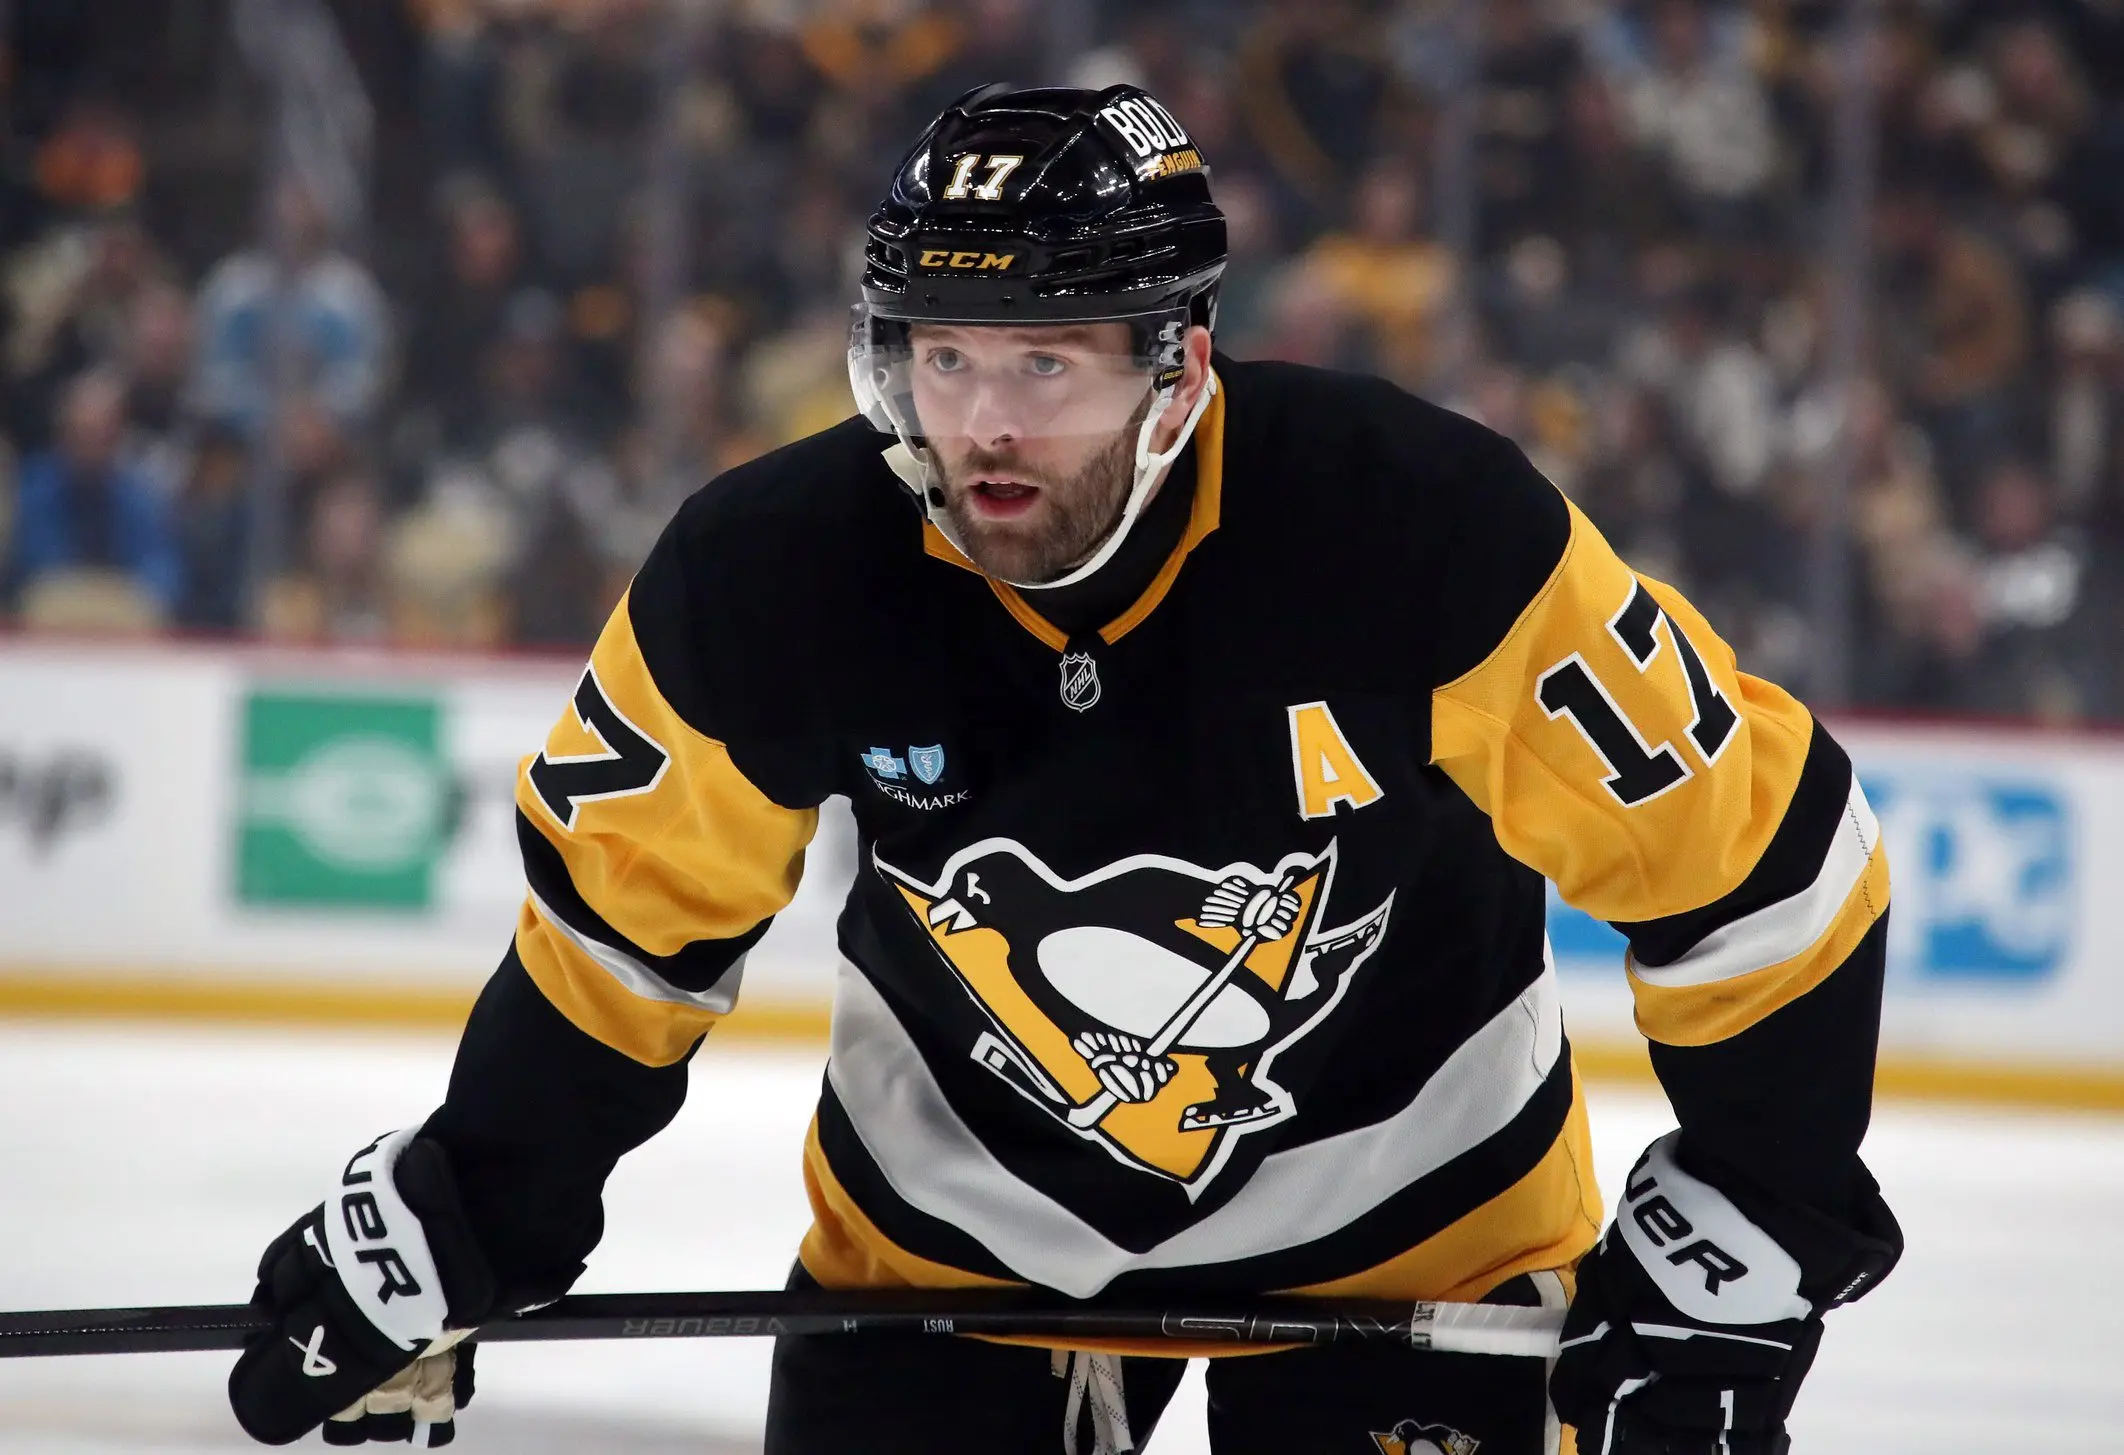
228, 84, 1901, 1454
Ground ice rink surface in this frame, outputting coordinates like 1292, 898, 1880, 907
1, 1023, 2119, 1453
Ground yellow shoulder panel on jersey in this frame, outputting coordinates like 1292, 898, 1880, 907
514, 589, 818, 1066
1431, 502, 1888, 1046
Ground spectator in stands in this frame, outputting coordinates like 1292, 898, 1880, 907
260, 461, 390, 644
1237, 3, 1404, 233
411, 286, 624, 646
2045, 290, 2122, 519
1297, 158, 1458, 390
8, 367, 180, 617
1573, 378, 1695, 588
172, 426, 251, 633
1203, 172, 1284, 351
925, 0, 1051, 119
4, 209, 175, 453
411, 0, 511, 186
120, 281, 195, 496
512, 2, 657, 287
725, 19, 828, 164
797, 0, 965, 157
1617, 280, 1778, 503
1467, 0, 1583, 256
402, 180, 526, 450
1966, 456, 2098, 721
192, 178, 390, 443
1614, 0, 1779, 238
1963, 17, 2121, 292
1872, 181, 2031, 496
1548, 69, 1680, 284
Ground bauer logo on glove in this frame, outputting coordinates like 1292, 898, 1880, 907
326, 1135, 452, 1350
1612, 1137, 1810, 1326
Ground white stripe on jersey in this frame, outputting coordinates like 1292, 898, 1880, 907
527, 888, 749, 1013
1628, 774, 1879, 988
825, 949, 1564, 1298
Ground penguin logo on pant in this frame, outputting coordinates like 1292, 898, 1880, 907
875, 838, 1392, 1189
1372, 1422, 1480, 1455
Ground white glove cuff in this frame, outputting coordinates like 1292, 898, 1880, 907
1614, 1131, 1812, 1325
320, 1128, 452, 1351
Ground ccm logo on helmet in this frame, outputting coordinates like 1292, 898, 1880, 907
917, 248, 1018, 271
338, 1137, 425, 1305
1623, 1163, 1750, 1296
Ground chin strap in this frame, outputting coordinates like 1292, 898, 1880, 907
888, 372, 1218, 591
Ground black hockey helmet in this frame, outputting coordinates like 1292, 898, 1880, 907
850, 84, 1227, 589
860, 82, 1226, 334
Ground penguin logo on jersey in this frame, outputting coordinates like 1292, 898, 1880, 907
875, 838, 1392, 1190
1371, 1422, 1479, 1455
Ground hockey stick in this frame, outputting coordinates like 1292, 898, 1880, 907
0, 1288, 1563, 1361
1066, 869, 1301, 1130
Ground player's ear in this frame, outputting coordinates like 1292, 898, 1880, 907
1178, 324, 1213, 403
1152, 326, 1215, 453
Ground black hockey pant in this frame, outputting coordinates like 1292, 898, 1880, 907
764, 1268, 1568, 1454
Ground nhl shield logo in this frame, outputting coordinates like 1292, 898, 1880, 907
909, 745, 946, 785
1059, 651, 1101, 712
875, 839, 1393, 1190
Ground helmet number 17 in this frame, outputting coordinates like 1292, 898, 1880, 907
943, 153, 1025, 202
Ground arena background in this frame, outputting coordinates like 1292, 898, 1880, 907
1, 2, 2121, 1451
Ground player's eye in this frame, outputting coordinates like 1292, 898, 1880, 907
1026, 354, 1067, 377
929, 348, 964, 373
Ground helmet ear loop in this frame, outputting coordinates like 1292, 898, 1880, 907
1133, 368, 1215, 489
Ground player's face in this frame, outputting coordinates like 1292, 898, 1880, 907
907, 322, 1155, 583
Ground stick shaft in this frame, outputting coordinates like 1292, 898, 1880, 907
0, 1290, 1562, 1360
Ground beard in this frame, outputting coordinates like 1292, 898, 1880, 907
933, 394, 1150, 584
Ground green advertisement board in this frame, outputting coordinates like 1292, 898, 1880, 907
236, 690, 452, 909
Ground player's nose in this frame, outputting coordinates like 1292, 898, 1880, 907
958, 381, 1026, 448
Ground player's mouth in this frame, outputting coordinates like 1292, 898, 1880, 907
969, 478, 1041, 520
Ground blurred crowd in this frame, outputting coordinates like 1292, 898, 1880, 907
4, 0, 2124, 721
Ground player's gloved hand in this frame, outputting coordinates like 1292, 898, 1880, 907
1551, 1131, 1901, 1455
229, 1129, 496, 1446
320, 1331, 475, 1446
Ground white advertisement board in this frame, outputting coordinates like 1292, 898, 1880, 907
4, 642, 2119, 1078
0, 639, 850, 1005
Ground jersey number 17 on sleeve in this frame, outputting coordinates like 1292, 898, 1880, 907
1534, 581, 1740, 807
528, 666, 671, 831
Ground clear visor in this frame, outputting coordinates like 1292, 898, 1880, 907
850, 306, 1185, 449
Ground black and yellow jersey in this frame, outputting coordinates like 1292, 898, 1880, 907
423, 358, 1890, 1331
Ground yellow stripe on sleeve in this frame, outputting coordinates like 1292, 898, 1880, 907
513, 589, 818, 1063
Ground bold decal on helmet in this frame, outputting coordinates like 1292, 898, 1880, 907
1099, 97, 1191, 158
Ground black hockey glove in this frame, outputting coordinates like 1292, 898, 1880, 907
1551, 1131, 1901, 1455
229, 1130, 496, 1447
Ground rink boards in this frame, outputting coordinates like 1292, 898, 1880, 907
3, 639, 2120, 1107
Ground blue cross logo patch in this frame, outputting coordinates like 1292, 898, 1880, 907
861, 747, 907, 780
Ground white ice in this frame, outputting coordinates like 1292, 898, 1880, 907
0, 1024, 2118, 1452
